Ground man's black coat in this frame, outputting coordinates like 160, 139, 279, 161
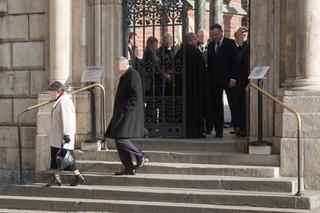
105, 67, 144, 138
207, 37, 239, 88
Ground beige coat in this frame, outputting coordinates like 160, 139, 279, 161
49, 94, 76, 150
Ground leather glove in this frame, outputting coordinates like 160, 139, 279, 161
63, 135, 71, 143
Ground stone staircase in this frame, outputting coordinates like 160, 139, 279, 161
1, 134, 320, 212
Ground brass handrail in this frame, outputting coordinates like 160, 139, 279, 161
17, 83, 106, 184
247, 82, 303, 196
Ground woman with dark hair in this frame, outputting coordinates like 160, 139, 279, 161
142, 36, 161, 96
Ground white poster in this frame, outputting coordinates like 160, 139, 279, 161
248, 66, 269, 79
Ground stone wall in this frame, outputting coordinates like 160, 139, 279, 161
0, 0, 46, 186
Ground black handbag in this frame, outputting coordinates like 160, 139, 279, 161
56, 147, 75, 170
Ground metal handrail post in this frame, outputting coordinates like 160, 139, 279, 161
17, 83, 106, 185
245, 84, 250, 153
247, 83, 303, 196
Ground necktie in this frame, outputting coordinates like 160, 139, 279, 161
215, 41, 220, 53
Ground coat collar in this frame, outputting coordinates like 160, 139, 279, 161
53, 93, 70, 108
120, 67, 134, 80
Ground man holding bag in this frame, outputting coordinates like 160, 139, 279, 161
45, 81, 85, 187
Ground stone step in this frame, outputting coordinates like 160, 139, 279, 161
1, 195, 318, 213
106, 136, 245, 152
75, 160, 280, 177
0, 209, 64, 213
3, 186, 320, 210
33, 172, 296, 193
75, 150, 280, 166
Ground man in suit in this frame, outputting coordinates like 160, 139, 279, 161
105, 57, 149, 175
207, 24, 241, 138
235, 27, 250, 136
128, 32, 137, 66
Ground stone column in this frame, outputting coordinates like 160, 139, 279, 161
49, 0, 72, 84
209, 0, 223, 27
250, 0, 280, 141
194, 0, 206, 33
102, 0, 123, 132
71, 0, 88, 86
285, 0, 320, 90
279, 0, 297, 84
36, 0, 73, 172
86, 0, 123, 146
279, 0, 320, 190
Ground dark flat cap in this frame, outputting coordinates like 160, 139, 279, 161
48, 81, 65, 91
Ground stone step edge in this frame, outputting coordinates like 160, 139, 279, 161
76, 160, 280, 169
37, 171, 293, 181
10, 184, 300, 197
8, 184, 313, 209
75, 149, 280, 157
32, 172, 296, 193
131, 138, 245, 143
76, 149, 276, 153
0, 195, 314, 212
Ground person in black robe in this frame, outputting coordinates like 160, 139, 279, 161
175, 32, 206, 138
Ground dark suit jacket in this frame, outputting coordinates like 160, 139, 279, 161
238, 41, 250, 88
105, 67, 144, 138
207, 37, 239, 88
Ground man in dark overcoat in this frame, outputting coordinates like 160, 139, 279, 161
105, 56, 149, 175
207, 24, 241, 138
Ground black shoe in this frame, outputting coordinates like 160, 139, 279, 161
205, 130, 212, 135
114, 169, 135, 175
214, 133, 223, 138
235, 127, 245, 137
135, 153, 150, 169
45, 176, 61, 187
188, 134, 206, 139
197, 134, 206, 138
229, 130, 236, 134
70, 174, 86, 186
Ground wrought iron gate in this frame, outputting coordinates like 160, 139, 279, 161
123, 0, 190, 137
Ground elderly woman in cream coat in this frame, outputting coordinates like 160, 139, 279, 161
45, 81, 85, 187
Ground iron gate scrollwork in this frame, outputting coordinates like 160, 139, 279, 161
123, 0, 190, 137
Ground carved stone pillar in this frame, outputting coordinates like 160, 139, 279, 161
279, 0, 320, 189
72, 0, 88, 86
49, 0, 72, 84
102, 0, 123, 126
87, 0, 123, 142
283, 0, 320, 90
209, 0, 223, 27
195, 0, 206, 32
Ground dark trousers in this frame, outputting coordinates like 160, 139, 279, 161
212, 85, 241, 134
238, 85, 247, 132
115, 138, 143, 171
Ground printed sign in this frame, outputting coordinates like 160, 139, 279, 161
248, 66, 269, 79
81, 66, 103, 83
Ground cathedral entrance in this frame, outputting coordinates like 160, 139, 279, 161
123, 0, 191, 137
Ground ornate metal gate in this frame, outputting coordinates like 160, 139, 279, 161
123, 0, 190, 137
